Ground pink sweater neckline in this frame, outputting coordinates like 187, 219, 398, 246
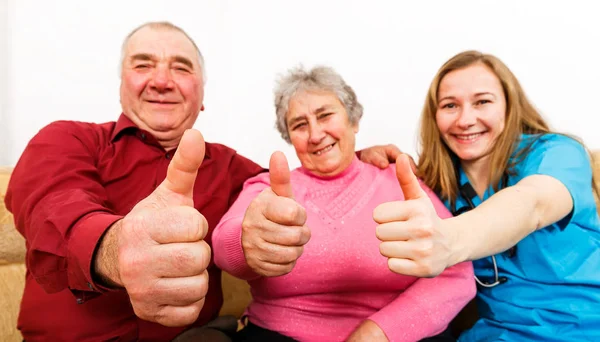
297, 155, 361, 182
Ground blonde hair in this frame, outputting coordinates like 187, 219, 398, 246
417, 50, 554, 207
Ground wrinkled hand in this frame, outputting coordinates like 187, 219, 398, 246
95, 129, 210, 327
359, 144, 416, 172
374, 155, 453, 277
241, 151, 310, 277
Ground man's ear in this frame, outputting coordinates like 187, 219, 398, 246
201, 104, 205, 111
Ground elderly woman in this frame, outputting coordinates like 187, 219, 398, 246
212, 66, 475, 342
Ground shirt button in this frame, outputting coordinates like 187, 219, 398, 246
87, 282, 94, 291
140, 133, 146, 140
76, 298, 84, 305
165, 153, 172, 160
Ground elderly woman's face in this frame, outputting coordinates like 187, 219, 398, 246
287, 90, 358, 177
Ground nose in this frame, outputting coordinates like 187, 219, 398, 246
308, 122, 326, 144
149, 65, 174, 92
456, 105, 477, 128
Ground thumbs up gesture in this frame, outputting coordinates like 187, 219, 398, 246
94, 129, 211, 327
373, 155, 454, 278
241, 151, 311, 277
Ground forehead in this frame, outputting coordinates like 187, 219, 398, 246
438, 64, 503, 97
289, 90, 343, 112
124, 27, 199, 66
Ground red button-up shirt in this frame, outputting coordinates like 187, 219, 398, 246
5, 114, 264, 341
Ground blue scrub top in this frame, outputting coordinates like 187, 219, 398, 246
447, 134, 600, 342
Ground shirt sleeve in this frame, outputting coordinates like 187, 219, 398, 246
368, 184, 476, 341
4, 122, 123, 299
213, 172, 271, 281
226, 152, 267, 207
518, 135, 593, 227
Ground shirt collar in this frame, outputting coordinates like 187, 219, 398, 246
455, 164, 484, 209
110, 113, 212, 160
111, 113, 138, 142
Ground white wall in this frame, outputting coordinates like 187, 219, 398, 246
3, 0, 600, 169
0, 0, 9, 166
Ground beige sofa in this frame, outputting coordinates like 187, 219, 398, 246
2, 153, 600, 340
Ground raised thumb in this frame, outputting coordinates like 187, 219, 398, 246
396, 154, 424, 200
269, 151, 293, 198
160, 129, 205, 201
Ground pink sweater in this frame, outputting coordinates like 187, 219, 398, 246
213, 157, 475, 342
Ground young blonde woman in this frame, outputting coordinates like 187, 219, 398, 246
376, 50, 600, 341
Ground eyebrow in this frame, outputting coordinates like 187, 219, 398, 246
172, 55, 194, 70
287, 104, 336, 126
474, 92, 496, 99
287, 115, 306, 127
314, 105, 334, 115
130, 53, 153, 63
129, 53, 194, 70
438, 92, 496, 102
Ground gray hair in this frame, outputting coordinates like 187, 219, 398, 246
274, 65, 363, 143
119, 21, 207, 84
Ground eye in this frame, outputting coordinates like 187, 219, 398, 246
291, 122, 307, 131
173, 64, 192, 73
441, 103, 456, 109
476, 99, 491, 105
134, 64, 151, 69
318, 112, 333, 120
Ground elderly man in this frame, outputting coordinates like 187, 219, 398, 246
5, 21, 400, 341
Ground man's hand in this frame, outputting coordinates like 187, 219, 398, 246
94, 129, 211, 327
359, 144, 416, 172
374, 155, 454, 277
241, 151, 310, 277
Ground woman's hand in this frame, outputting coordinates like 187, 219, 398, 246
241, 152, 311, 277
374, 155, 457, 277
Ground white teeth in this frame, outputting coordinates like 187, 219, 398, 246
315, 144, 334, 155
456, 133, 482, 141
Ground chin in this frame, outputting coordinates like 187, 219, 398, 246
148, 118, 182, 131
456, 149, 490, 162
313, 164, 338, 176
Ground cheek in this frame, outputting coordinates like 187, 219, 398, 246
490, 108, 507, 133
435, 112, 450, 134
329, 118, 353, 140
177, 77, 203, 101
122, 77, 146, 102
343, 126, 357, 146
122, 74, 148, 97
290, 134, 308, 154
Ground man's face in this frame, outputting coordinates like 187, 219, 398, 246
120, 26, 204, 149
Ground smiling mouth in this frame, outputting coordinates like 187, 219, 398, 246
313, 143, 336, 155
147, 100, 178, 105
452, 132, 485, 141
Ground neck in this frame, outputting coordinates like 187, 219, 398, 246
121, 112, 188, 151
159, 137, 181, 151
460, 156, 490, 199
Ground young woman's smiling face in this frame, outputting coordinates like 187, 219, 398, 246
436, 63, 507, 164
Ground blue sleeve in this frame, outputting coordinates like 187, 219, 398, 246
518, 134, 594, 227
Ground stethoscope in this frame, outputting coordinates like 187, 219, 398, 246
452, 166, 516, 288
